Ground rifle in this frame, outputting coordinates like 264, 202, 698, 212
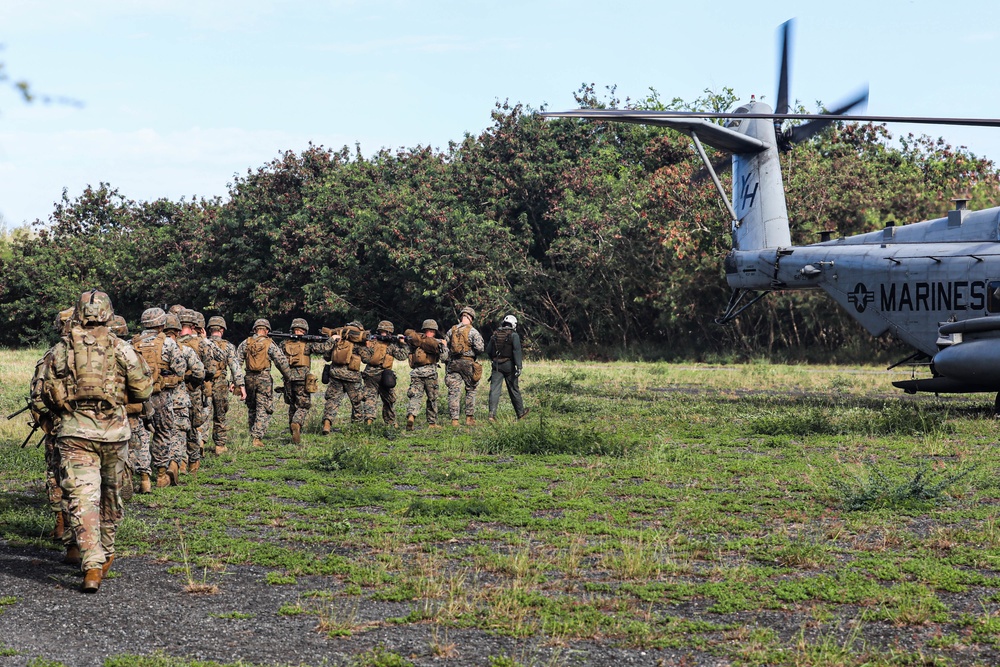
271, 331, 329, 342
20, 421, 42, 448
368, 333, 405, 344
6, 402, 30, 420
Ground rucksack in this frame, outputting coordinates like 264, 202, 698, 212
246, 336, 272, 372
491, 328, 514, 361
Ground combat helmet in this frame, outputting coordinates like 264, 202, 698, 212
140, 307, 167, 329
76, 289, 114, 326
253, 318, 271, 332
164, 313, 181, 332
110, 315, 128, 337
347, 320, 363, 330
179, 309, 199, 327
290, 317, 309, 333
168, 304, 186, 315
421, 319, 439, 332
54, 307, 75, 334
459, 306, 476, 320
502, 315, 518, 329
192, 311, 206, 329
376, 320, 394, 333
207, 315, 227, 330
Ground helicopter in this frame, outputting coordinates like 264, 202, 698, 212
542, 20, 1000, 407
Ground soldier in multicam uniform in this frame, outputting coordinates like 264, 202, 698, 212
33, 289, 152, 592
486, 315, 530, 421
132, 307, 187, 488
361, 321, 409, 427
444, 307, 485, 426
29, 306, 77, 561
177, 309, 216, 473
206, 315, 245, 453
320, 321, 371, 434
236, 319, 292, 448
163, 313, 204, 478
404, 319, 449, 431
280, 318, 332, 444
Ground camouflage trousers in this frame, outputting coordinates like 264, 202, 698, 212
445, 367, 479, 420
148, 389, 178, 472
211, 380, 232, 448
323, 377, 365, 424
44, 434, 63, 514
58, 436, 126, 572
407, 372, 440, 425
362, 371, 398, 425
172, 388, 193, 465
127, 416, 152, 475
197, 386, 213, 451
286, 380, 313, 427
186, 386, 209, 463
246, 371, 275, 440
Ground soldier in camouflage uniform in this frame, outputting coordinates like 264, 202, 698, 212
321, 321, 371, 433
193, 312, 223, 452
404, 319, 449, 431
177, 309, 216, 473
280, 318, 332, 444
444, 307, 485, 426
236, 319, 292, 447
33, 289, 152, 592
206, 315, 245, 453
29, 306, 77, 559
109, 315, 151, 497
361, 321, 409, 426
132, 307, 187, 488
163, 313, 204, 478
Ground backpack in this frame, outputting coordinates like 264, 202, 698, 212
48, 325, 123, 411
450, 324, 472, 355
491, 328, 514, 361
284, 340, 309, 368
245, 336, 272, 372
133, 332, 166, 393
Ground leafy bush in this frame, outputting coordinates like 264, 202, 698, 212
310, 444, 399, 475
832, 462, 974, 511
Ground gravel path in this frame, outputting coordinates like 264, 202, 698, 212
0, 542, 722, 667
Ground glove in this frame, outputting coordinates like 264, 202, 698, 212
515, 367, 521, 377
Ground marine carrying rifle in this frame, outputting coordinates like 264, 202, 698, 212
368, 333, 405, 344
270, 332, 329, 342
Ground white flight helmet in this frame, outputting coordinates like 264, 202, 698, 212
502, 315, 518, 329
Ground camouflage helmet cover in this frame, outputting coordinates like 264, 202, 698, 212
207, 315, 227, 330
164, 313, 182, 332
193, 311, 206, 329
140, 307, 167, 328
168, 304, 186, 315
110, 315, 128, 336
253, 318, 271, 332
76, 289, 114, 325
347, 320, 363, 330
460, 306, 476, 320
376, 320, 394, 333
421, 319, 439, 332
179, 309, 198, 326
290, 317, 309, 332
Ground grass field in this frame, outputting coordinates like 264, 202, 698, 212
3, 351, 1000, 666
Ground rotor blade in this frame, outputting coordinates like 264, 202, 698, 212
693, 154, 733, 183
776, 19, 792, 116
787, 86, 869, 144
541, 109, 1000, 128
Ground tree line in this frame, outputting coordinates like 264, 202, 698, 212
2, 87, 998, 360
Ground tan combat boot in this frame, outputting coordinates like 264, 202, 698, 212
252, 438, 264, 448
290, 423, 301, 444
139, 473, 152, 494
322, 419, 332, 435
63, 544, 81, 566
466, 416, 476, 426
52, 511, 65, 540
156, 467, 170, 488
405, 415, 415, 431
365, 418, 374, 425
167, 461, 180, 486
215, 444, 228, 454
451, 419, 460, 427
179, 460, 188, 474
101, 555, 115, 576
428, 423, 441, 430
189, 460, 200, 474
81, 568, 102, 593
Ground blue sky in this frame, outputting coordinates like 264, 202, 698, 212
1, 0, 999, 227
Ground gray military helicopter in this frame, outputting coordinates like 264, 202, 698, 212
543, 20, 1000, 405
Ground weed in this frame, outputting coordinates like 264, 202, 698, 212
832, 461, 975, 511
265, 571, 297, 585
350, 644, 413, 667
477, 416, 638, 457
406, 497, 495, 517
209, 611, 254, 620
311, 443, 399, 475
175, 519, 219, 594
